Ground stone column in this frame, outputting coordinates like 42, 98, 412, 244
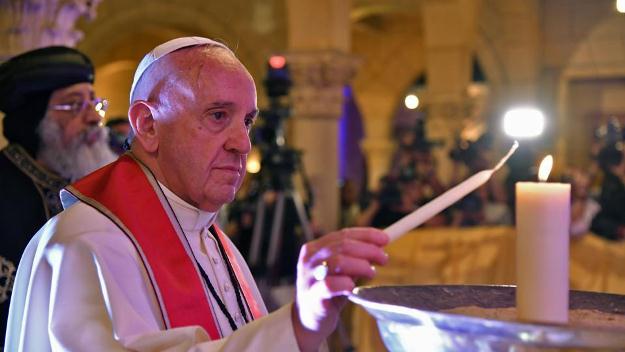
422, 0, 478, 183
357, 93, 396, 190
287, 50, 359, 233
496, 0, 540, 109
285, 0, 355, 232
0, 0, 101, 61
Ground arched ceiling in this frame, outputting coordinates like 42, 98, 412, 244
351, 0, 422, 23
73, 0, 553, 123
78, 0, 287, 82
566, 13, 625, 78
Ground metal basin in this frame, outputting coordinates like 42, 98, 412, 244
349, 285, 625, 351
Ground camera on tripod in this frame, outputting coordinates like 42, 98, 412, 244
264, 55, 291, 98
253, 55, 304, 191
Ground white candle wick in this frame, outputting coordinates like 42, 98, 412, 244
384, 140, 519, 241
493, 140, 519, 172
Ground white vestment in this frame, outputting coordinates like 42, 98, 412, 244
5, 184, 300, 351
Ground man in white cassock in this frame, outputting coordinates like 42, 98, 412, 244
5, 37, 389, 351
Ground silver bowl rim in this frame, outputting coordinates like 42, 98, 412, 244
349, 284, 625, 348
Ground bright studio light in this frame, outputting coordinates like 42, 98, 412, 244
617, 0, 625, 13
404, 94, 419, 109
503, 108, 545, 138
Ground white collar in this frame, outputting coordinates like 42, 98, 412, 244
159, 182, 217, 232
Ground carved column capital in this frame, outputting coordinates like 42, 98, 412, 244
286, 50, 361, 119
0, 0, 101, 61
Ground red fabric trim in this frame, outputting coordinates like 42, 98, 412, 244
213, 226, 265, 319
69, 155, 221, 339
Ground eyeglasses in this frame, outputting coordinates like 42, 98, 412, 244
48, 97, 108, 118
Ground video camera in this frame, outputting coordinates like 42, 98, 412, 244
253, 55, 303, 191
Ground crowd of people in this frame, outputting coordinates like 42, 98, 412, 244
346, 127, 512, 230
342, 121, 625, 243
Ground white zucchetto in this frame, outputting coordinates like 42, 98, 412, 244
129, 36, 232, 103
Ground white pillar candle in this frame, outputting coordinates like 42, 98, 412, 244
516, 155, 571, 324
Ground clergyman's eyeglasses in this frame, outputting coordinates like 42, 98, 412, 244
48, 98, 108, 118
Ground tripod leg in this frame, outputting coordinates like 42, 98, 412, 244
266, 191, 286, 270
248, 196, 266, 266
290, 190, 315, 242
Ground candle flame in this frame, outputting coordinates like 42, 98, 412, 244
538, 155, 553, 182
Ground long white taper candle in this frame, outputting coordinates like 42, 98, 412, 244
384, 141, 518, 241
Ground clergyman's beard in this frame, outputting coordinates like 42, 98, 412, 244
37, 115, 117, 182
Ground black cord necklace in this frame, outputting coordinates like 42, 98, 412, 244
193, 248, 239, 331
154, 182, 251, 332
209, 226, 252, 324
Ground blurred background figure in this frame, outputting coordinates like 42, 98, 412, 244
562, 168, 600, 238
591, 144, 625, 241
413, 144, 445, 200
356, 175, 424, 228
105, 116, 131, 155
339, 180, 362, 228
0, 46, 115, 345
449, 133, 511, 227
390, 119, 445, 200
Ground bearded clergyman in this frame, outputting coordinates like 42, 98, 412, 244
0, 46, 116, 346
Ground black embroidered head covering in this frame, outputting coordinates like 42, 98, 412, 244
0, 46, 94, 156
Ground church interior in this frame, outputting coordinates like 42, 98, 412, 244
3, 0, 625, 351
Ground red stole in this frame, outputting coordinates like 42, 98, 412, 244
64, 154, 264, 339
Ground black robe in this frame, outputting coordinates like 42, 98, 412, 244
0, 144, 67, 345
591, 171, 625, 240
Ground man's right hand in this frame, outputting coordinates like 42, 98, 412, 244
290, 227, 389, 351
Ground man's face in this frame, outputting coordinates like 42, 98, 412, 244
154, 51, 258, 212
46, 82, 104, 147
38, 82, 117, 181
